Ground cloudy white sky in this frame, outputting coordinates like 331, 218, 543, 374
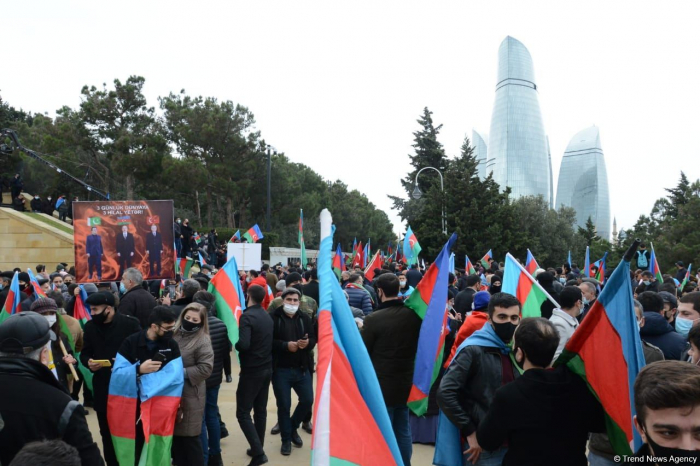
4, 1, 699, 237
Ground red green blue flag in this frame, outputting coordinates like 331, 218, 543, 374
108, 353, 184, 466
333, 243, 344, 279
243, 224, 264, 243
405, 233, 457, 416
649, 244, 663, 284
465, 255, 477, 275
198, 251, 207, 266
27, 268, 47, 298
208, 255, 246, 347
70, 286, 94, 392
228, 230, 241, 242
403, 226, 421, 266
584, 246, 591, 278
313, 211, 405, 465
681, 263, 692, 290
176, 257, 194, 279
0, 272, 21, 324
525, 249, 539, 275
503, 253, 559, 318
480, 249, 493, 269
555, 247, 646, 456
593, 252, 608, 285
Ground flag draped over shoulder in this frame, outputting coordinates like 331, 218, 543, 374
208, 255, 246, 347
555, 247, 646, 456
243, 224, 264, 243
108, 353, 184, 466
405, 233, 457, 416
0, 272, 21, 324
502, 253, 559, 318
403, 226, 421, 266
525, 249, 539, 275
312, 209, 404, 466
480, 249, 493, 269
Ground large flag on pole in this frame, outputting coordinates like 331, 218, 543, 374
503, 253, 560, 318
72, 285, 94, 391
0, 272, 21, 324
208, 255, 247, 347
242, 224, 264, 243
584, 246, 591, 278
364, 250, 383, 281
525, 249, 539, 275
176, 257, 194, 279
27, 268, 47, 298
592, 252, 608, 285
332, 243, 344, 279
465, 255, 477, 275
299, 209, 307, 268
313, 209, 404, 465
448, 252, 455, 274
405, 233, 457, 416
649, 243, 664, 284
681, 263, 693, 290
555, 242, 646, 456
403, 226, 421, 266
480, 249, 493, 269
228, 230, 241, 243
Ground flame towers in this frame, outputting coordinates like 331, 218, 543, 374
487, 36, 551, 203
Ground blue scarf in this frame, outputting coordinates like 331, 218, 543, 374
433, 322, 509, 466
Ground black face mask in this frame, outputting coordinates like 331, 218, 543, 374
490, 285, 502, 294
92, 310, 110, 325
492, 321, 517, 343
181, 319, 201, 332
160, 330, 174, 340
644, 427, 700, 461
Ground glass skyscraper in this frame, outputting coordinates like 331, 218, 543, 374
472, 129, 488, 180
488, 36, 550, 203
555, 126, 611, 240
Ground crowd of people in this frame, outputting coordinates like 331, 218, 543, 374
6, 173, 78, 222
0, 242, 698, 465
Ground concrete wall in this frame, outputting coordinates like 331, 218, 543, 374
0, 208, 75, 272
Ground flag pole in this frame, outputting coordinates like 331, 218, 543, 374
505, 253, 561, 308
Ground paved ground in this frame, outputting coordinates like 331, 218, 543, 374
85, 360, 436, 465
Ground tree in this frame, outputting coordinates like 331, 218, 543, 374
578, 217, 600, 246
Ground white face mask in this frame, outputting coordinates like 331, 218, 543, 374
45, 314, 57, 327
399, 281, 407, 287
283, 304, 299, 315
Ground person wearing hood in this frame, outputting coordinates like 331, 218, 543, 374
247, 270, 273, 310
43, 194, 55, 215
536, 272, 559, 319
475, 317, 605, 465
638, 291, 688, 360
19, 274, 49, 312
270, 287, 316, 457
489, 276, 502, 295
30, 194, 43, 212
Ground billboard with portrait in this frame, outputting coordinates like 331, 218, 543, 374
72, 200, 175, 283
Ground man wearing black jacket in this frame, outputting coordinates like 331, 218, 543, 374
0, 312, 104, 466
235, 285, 274, 466
118, 268, 157, 329
454, 274, 481, 319
80, 291, 140, 466
361, 273, 421, 466
270, 287, 316, 457
476, 317, 605, 465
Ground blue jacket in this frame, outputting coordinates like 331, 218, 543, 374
345, 284, 373, 315
640, 312, 688, 361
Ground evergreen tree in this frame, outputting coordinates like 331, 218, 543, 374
578, 217, 600, 246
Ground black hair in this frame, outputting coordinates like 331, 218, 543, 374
659, 282, 678, 296
514, 317, 560, 368
641, 270, 653, 278
559, 286, 583, 309
679, 291, 700, 313
309, 268, 318, 280
247, 285, 266, 304
9, 440, 80, 466
689, 324, 700, 353
375, 273, 400, 298
47, 290, 65, 309
248, 270, 259, 278
637, 291, 664, 314
465, 274, 481, 288
487, 292, 522, 318
148, 306, 177, 327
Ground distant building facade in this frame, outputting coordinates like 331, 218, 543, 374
472, 129, 488, 180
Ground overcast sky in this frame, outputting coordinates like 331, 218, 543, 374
5, 1, 699, 238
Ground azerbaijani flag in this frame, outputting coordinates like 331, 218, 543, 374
176, 257, 194, 279
312, 210, 404, 466
108, 353, 184, 466
503, 253, 559, 318
555, 247, 646, 456
584, 246, 591, 278
681, 264, 692, 290
159, 280, 167, 297
480, 249, 493, 269
351, 238, 357, 263
333, 243, 344, 279
403, 226, 421, 266
27, 268, 47, 298
0, 272, 21, 324
299, 209, 307, 268
193, 233, 201, 244
465, 255, 477, 275
649, 244, 664, 284
228, 230, 241, 243
525, 249, 539, 275
208, 255, 246, 347
593, 252, 608, 285
405, 233, 457, 416
71, 285, 94, 391
243, 224, 264, 243
198, 251, 207, 266
448, 252, 455, 274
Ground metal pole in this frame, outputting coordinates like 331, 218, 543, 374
266, 146, 272, 231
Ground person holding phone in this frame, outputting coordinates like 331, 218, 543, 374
80, 291, 141, 466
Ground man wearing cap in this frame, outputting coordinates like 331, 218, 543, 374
658, 290, 679, 326
268, 272, 317, 318
0, 311, 104, 465
80, 291, 141, 466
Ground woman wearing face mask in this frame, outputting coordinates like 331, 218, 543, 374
29, 297, 78, 392
173, 303, 214, 466
489, 277, 502, 295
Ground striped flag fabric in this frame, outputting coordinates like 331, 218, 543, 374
208, 255, 246, 347
593, 252, 608, 285
72, 285, 94, 391
351, 241, 363, 269
555, 245, 646, 456
405, 233, 457, 416
228, 230, 241, 242
332, 243, 344, 279
0, 272, 21, 324
243, 224, 264, 243
584, 246, 591, 278
176, 257, 194, 279
448, 252, 455, 274
312, 210, 404, 466
198, 251, 207, 266
503, 253, 560, 318
480, 249, 493, 269
525, 249, 539, 275
108, 353, 184, 466
649, 244, 664, 284
681, 263, 692, 290
299, 209, 307, 268
403, 226, 421, 266
363, 250, 382, 281
193, 233, 202, 244
27, 268, 47, 298
465, 255, 477, 275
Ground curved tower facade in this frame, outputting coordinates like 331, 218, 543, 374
555, 126, 611, 240
472, 129, 488, 180
488, 36, 550, 203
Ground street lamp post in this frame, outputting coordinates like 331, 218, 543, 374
266, 145, 272, 232
413, 166, 447, 235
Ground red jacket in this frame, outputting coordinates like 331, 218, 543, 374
250, 276, 273, 310
444, 311, 488, 368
